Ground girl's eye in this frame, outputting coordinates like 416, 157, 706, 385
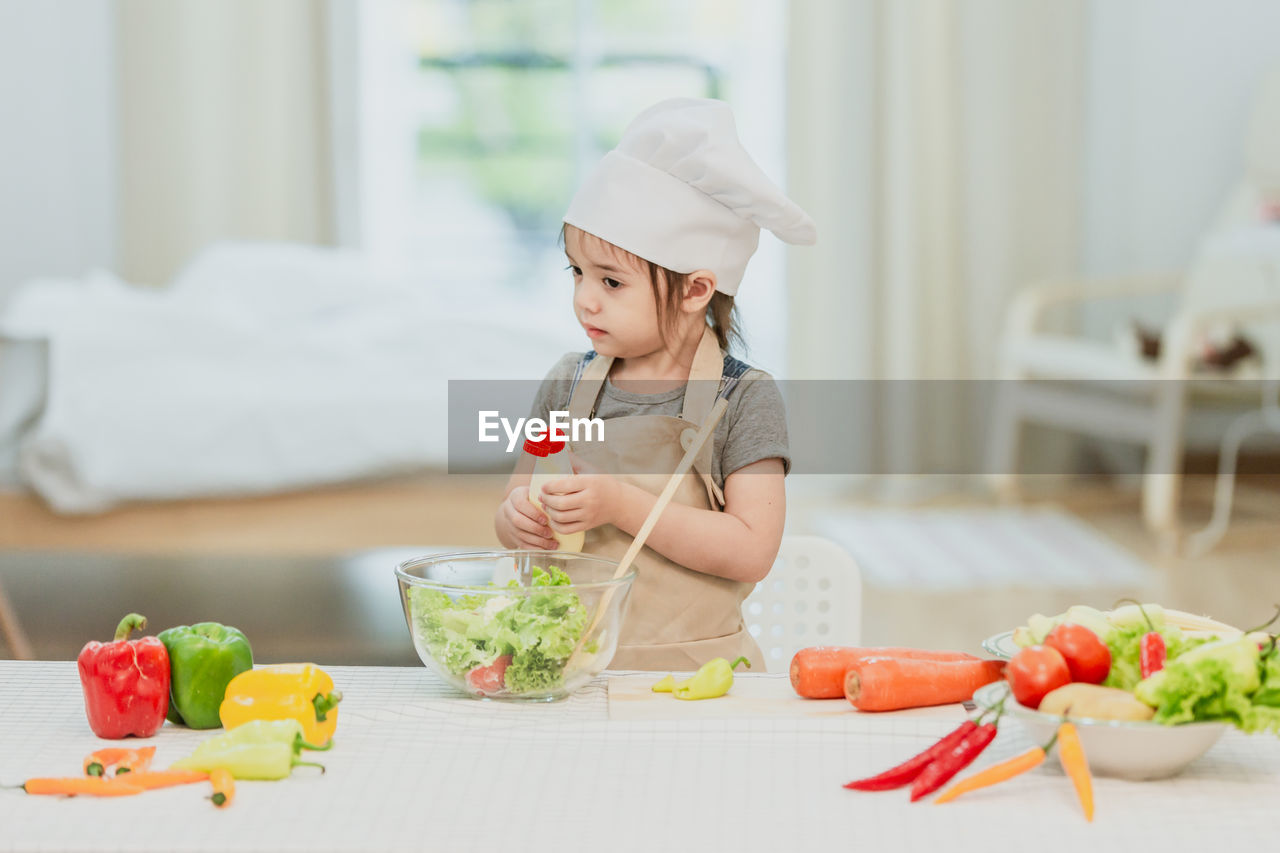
565, 265, 582, 278
603, 278, 623, 290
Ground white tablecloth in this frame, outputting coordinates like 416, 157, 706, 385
2, 662, 1278, 852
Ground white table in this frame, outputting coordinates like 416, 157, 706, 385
2, 662, 1278, 852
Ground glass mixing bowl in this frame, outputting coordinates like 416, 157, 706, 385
395, 550, 636, 701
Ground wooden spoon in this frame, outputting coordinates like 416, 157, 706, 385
564, 392, 733, 671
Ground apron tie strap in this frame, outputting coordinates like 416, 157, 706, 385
680, 326, 727, 509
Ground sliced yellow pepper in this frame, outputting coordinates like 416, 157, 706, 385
672, 656, 750, 701
219, 663, 342, 746
651, 674, 676, 693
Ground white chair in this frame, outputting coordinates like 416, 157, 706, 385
743, 535, 862, 673
1185, 376, 1280, 555
987, 67, 1280, 546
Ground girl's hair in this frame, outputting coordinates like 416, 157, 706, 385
562, 225, 741, 353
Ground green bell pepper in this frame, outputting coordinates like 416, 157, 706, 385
171, 719, 328, 780
158, 622, 254, 729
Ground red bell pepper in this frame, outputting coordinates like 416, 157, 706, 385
77, 613, 170, 739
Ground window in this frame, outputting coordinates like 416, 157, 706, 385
340, 0, 790, 371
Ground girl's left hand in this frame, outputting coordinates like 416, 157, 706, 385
538, 455, 619, 533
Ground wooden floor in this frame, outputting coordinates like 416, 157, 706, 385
0, 473, 511, 555
2, 473, 1278, 660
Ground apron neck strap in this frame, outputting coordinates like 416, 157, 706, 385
678, 325, 725, 424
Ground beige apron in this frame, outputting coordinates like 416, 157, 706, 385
567, 326, 765, 671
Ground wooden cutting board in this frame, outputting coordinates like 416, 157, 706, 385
607, 673, 970, 722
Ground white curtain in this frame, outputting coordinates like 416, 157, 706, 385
786, 0, 1086, 484
116, 0, 335, 285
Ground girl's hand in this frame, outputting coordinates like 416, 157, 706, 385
538, 456, 620, 533
496, 486, 558, 550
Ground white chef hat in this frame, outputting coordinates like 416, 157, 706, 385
563, 98, 816, 296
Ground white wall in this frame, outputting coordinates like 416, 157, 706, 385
0, 1, 116, 307
2, 2, 1276, 316
1081, 0, 1280, 276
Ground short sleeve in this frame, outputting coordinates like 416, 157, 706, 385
718, 369, 790, 479
528, 352, 585, 422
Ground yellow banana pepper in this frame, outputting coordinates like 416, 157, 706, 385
651, 674, 676, 693
219, 663, 343, 746
673, 656, 750, 700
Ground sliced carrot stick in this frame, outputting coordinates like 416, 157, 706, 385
843, 657, 1006, 711
84, 745, 156, 777
23, 777, 144, 797
790, 646, 982, 699
120, 769, 210, 790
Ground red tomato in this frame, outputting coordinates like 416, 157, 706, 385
466, 655, 512, 695
1044, 623, 1111, 684
1006, 645, 1071, 709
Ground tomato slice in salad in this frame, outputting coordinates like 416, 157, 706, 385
467, 655, 513, 695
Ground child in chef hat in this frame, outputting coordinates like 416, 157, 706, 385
495, 98, 816, 671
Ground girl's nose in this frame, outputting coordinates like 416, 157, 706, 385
574, 287, 598, 315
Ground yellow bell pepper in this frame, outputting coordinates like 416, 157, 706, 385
219, 663, 343, 746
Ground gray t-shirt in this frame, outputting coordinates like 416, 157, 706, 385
529, 352, 790, 492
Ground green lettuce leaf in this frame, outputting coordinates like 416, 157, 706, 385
1252, 648, 1280, 707
1134, 637, 1263, 728
1140, 657, 1256, 726
1242, 703, 1280, 734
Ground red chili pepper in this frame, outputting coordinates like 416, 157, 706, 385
844, 720, 978, 791
909, 721, 999, 801
77, 613, 170, 739
1140, 631, 1166, 679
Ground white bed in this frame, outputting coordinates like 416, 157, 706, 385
0, 242, 575, 513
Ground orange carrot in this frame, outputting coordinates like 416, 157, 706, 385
23, 777, 144, 797
933, 745, 1046, 804
843, 657, 1006, 711
1057, 722, 1094, 821
120, 769, 210, 790
790, 646, 982, 699
208, 768, 235, 808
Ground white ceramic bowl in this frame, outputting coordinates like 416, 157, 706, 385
972, 681, 1228, 780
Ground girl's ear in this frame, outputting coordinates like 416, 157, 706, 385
681, 270, 717, 314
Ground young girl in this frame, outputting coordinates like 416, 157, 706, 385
493, 98, 815, 670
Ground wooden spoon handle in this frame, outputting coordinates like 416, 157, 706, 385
609, 396, 729, 580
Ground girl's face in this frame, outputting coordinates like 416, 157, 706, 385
564, 227, 665, 359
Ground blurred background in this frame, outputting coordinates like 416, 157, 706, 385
1, 0, 1278, 666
